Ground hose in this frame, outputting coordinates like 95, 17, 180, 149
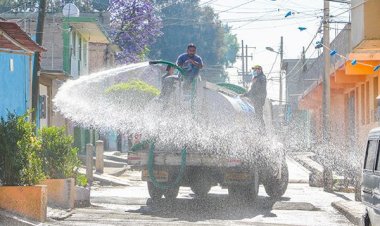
146, 61, 197, 189
147, 142, 187, 189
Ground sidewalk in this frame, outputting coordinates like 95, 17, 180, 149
331, 201, 366, 225
289, 152, 366, 225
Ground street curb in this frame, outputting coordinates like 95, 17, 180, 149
331, 200, 366, 225
78, 155, 126, 168
290, 153, 328, 187
103, 152, 128, 163
93, 173, 130, 186
108, 166, 128, 177
0, 209, 41, 226
78, 168, 130, 186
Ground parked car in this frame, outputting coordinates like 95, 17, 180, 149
362, 127, 380, 226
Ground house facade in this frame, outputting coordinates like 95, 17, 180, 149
3, 12, 115, 151
0, 21, 45, 120
294, 0, 380, 149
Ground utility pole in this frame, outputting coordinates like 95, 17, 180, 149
241, 40, 245, 81
245, 44, 249, 75
322, 0, 333, 193
279, 36, 284, 107
31, 0, 47, 123
236, 40, 254, 88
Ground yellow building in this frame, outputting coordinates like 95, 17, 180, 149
298, 0, 380, 147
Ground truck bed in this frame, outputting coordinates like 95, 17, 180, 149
127, 151, 244, 169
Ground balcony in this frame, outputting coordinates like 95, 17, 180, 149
351, 0, 380, 50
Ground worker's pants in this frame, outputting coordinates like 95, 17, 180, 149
253, 101, 266, 135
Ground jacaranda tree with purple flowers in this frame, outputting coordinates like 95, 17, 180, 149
109, 0, 163, 63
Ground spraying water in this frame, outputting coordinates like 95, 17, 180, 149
54, 62, 282, 166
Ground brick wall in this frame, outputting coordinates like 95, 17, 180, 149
88, 43, 107, 73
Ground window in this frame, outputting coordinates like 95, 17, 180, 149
366, 81, 370, 124
356, 87, 359, 124
9, 58, 14, 72
361, 84, 365, 125
374, 77, 378, 122
71, 31, 76, 56
376, 149, 380, 171
365, 140, 378, 170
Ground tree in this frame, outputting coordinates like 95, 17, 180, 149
149, 0, 238, 82
0, 0, 106, 13
222, 25, 239, 67
109, 0, 162, 63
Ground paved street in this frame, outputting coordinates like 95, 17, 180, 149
45, 158, 354, 226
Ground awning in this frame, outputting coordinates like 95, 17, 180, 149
0, 21, 46, 54
40, 70, 69, 81
70, 22, 110, 44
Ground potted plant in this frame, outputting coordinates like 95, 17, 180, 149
74, 173, 91, 207
39, 126, 80, 209
0, 113, 47, 222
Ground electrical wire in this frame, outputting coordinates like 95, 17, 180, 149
331, 0, 369, 18
217, 0, 256, 14
281, 21, 323, 81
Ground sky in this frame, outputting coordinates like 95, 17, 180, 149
199, 0, 351, 102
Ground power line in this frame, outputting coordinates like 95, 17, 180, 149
217, 0, 256, 14
267, 51, 279, 78
281, 21, 323, 81
199, 0, 218, 6
331, 0, 369, 18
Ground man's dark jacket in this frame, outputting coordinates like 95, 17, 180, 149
246, 73, 267, 106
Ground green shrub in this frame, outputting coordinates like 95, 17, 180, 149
105, 79, 160, 97
0, 113, 45, 186
105, 79, 160, 109
76, 173, 88, 187
40, 127, 80, 179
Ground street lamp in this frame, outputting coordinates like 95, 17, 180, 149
265, 47, 279, 54
266, 37, 284, 107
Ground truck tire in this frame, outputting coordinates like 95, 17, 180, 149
190, 172, 212, 198
228, 170, 259, 201
191, 183, 211, 198
163, 186, 179, 200
263, 161, 289, 199
147, 182, 163, 201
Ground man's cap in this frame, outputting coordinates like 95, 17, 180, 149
252, 65, 262, 70
187, 43, 196, 49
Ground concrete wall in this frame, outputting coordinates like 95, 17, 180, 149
351, 0, 365, 48
89, 43, 108, 73
3, 12, 111, 72
0, 52, 31, 119
0, 185, 47, 222
351, 0, 380, 49
41, 178, 75, 209
51, 79, 67, 128
39, 84, 48, 127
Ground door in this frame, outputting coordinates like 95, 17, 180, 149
70, 31, 79, 78
347, 92, 356, 146
362, 139, 379, 207
374, 146, 380, 212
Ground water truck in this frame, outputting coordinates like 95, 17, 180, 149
127, 60, 288, 202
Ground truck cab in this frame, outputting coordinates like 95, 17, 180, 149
362, 127, 380, 226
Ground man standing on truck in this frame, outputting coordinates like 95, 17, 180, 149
176, 43, 203, 90
243, 65, 267, 132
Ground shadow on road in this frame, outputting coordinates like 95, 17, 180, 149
127, 194, 291, 222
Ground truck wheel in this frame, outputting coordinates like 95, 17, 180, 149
147, 182, 163, 201
263, 161, 289, 199
191, 183, 211, 198
228, 170, 259, 201
163, 186, 179, 200
190, 173, 212, 198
